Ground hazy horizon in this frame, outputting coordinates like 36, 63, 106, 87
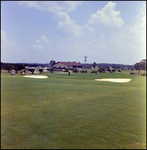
1, 61, 135, 66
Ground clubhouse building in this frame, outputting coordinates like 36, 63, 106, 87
53, 61, 83, 71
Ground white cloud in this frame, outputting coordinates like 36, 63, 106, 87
88, 1, 125, 26
31, 35, 50, 52
36, 35, 50, 44
99, 8, 146, 61
57, 41, 65, 49
31, 44, 43, 50
57, 1, 82, 12
19, 1, 93, 37
84, 6, 146, 64
121, 12, 146, 49
87, 34, 106, 49
84, 24, 94, 32
1, 30, 7, 40
1, 30, 20, 62
18, 1, 82, 13
1, 30, 18, 48
55, 11, 84, 37
18, 1, 40, 9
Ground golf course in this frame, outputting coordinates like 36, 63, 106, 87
1, 71, 146, 149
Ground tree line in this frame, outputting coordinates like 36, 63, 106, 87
1, 60, 146, 75
1, 62, 53, 74
91, 61, 146, 75
134, 61, 146, 75
1, 63, 25, 73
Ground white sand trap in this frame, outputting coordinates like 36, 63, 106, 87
95, 78, 131, 83
23, 75, 48, 79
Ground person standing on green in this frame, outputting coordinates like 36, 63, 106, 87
68, 71, 70, 76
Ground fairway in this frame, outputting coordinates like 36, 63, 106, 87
1, 72, 146, 149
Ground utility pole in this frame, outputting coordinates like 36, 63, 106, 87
84, 56, 87, 71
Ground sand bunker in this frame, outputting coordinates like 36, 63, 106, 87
95, 78, 131, 83
23, 75, 48, 79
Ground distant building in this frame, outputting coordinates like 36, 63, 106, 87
25, 66, 39, 73
25, 66, 36, 70
53, 61, 83, 70
46, 64, 52, 69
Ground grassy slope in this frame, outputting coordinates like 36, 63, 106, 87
1, 72, 146, 149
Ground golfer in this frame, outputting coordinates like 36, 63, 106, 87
68, 71, 70, 76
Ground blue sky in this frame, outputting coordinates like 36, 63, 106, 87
1, 1, 146, 64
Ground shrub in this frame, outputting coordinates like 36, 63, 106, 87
98, 69, 105, 73
72, 70, 78, 73
39, 69, 43, 73
130, 72, 135, 75
98, 67, 105, 73
141, 73, 146, 76
5, 65, 14, 73
50, 69, 54, 73
90, 71, 97, 73
107, 69, 111, 72
63, 69, 68, 72
81, 70, 87, 73
28, 69, 35, 74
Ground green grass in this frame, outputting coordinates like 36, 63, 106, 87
1, 72, 146, 149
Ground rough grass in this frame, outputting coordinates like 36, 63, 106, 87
1, 72, 146, 149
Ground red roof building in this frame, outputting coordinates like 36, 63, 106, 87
53, 61, 82, 70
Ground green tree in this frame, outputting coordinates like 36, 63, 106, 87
112, 65, 116, 70
134, 62, 142, 75
14, 64, 25, 73
5, 65, 14, 73
130, 67, 135, 73
98, 66, 105, 73
107, 68, 111, 72
14, 66, 18, 73
28, 68, 35, 74
50, 60, 56, 68
39, 69, 43, 73
140, 62, 146, 75
121, 67, 124, 73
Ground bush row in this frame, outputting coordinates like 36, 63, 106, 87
90, 71, 97, 73
130, 72, 135, 75
72, 70, 79, 73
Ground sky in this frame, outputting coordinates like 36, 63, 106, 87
1, 1, 146, 65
